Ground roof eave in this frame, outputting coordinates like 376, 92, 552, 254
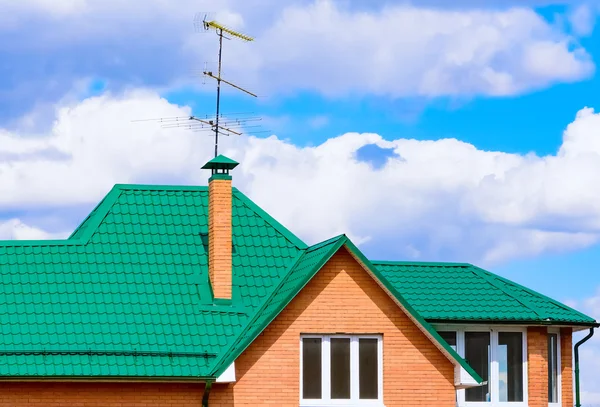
0, 376, 215, 382
427, 319, 600, 329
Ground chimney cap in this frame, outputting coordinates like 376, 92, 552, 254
201, 155, 239, 171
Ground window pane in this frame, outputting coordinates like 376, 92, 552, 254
498, 332, 524, 402
548, 334, 559, 403
465, 332, 490, 402
331, 338, 351, 399
359, 339, 378, 399
438, 331, 457, 351
302, 338, 322, 399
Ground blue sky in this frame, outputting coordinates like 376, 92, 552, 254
2, 0, 600, 400
158, 1, 600, 299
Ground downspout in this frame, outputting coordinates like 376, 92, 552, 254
202, 380, 213, 407
575, 327, 595, 407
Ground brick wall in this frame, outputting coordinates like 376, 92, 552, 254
561, 328, 573, 407
0, 382, 208, 407
527, 328, 573, 407
528, 326, 549, 407
528, 326, 575, 407
208, 177, 233, 300
225, 247, 456, 407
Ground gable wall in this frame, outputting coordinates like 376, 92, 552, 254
224, 247, 456, 406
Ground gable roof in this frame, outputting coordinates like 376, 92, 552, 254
210, 235, 483, 385
0, 184, 595, 379
374, 261, 597, 326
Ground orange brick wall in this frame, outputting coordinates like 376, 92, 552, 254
0, 382, 208, 407
208, 177, 233, 300
528, 327, 549, 407
528, 327, 575, 407
561, 328, 573, 407
225, 247, 456, 407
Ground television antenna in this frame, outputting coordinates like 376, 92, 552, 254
195, 13, 257, 157
133, 113, 267, 137
134, 14, 269, 157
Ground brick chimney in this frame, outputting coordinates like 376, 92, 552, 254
201, 154, 239, 303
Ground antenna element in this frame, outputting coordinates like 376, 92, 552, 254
200, 15, 256, 157
133, 15, 268, 154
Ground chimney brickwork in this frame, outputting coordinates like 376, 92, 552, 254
201, 154, 239, 303
208, 176, 233, 301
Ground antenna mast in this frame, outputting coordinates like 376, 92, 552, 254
196, 15, 255, 157
133, 16, 269, 153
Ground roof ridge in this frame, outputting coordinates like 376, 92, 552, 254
475, 266, 596, 323
343, 240, 482, 384
0, 239, 80, 248
232, 188, 308, 250
209, 235, 347, 376
0, 186, 123, 248
208, 249, 309, 375
68, 186, 120, 240
68, 186, 123, 244
212, 236, 483, 385
470, 266, 546, 319
305, 234, 346, 252
372, 260, 472, 267
114, 184, 209, 191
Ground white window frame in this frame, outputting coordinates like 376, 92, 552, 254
300, 334, 384, 407
548, 328, 562, 407
435, 325, 528, 407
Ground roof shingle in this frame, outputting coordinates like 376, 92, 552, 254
374, 261, 595, 324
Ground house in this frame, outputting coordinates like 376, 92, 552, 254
0, 155, 596, 407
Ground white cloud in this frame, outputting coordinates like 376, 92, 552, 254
0, 219, 65, 240
0, 0, 87, 18
0, 89, 201, 208
463, 107, 600, 233
216, 1, 594, 97
2, 90, 600, 264
568, 3, 596, 36
0, 0, 594, 100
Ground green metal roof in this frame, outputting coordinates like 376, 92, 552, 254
374, 261, 597, 325
0, 184, 304, 378
0, 184, 595, 379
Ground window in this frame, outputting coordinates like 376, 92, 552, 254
548, 332, 561, 405
439, 331, 457, 351
498, 332, 524, 402
437, 327, 527, 406
465, 332, 491, 402
301, 335, 382, 405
